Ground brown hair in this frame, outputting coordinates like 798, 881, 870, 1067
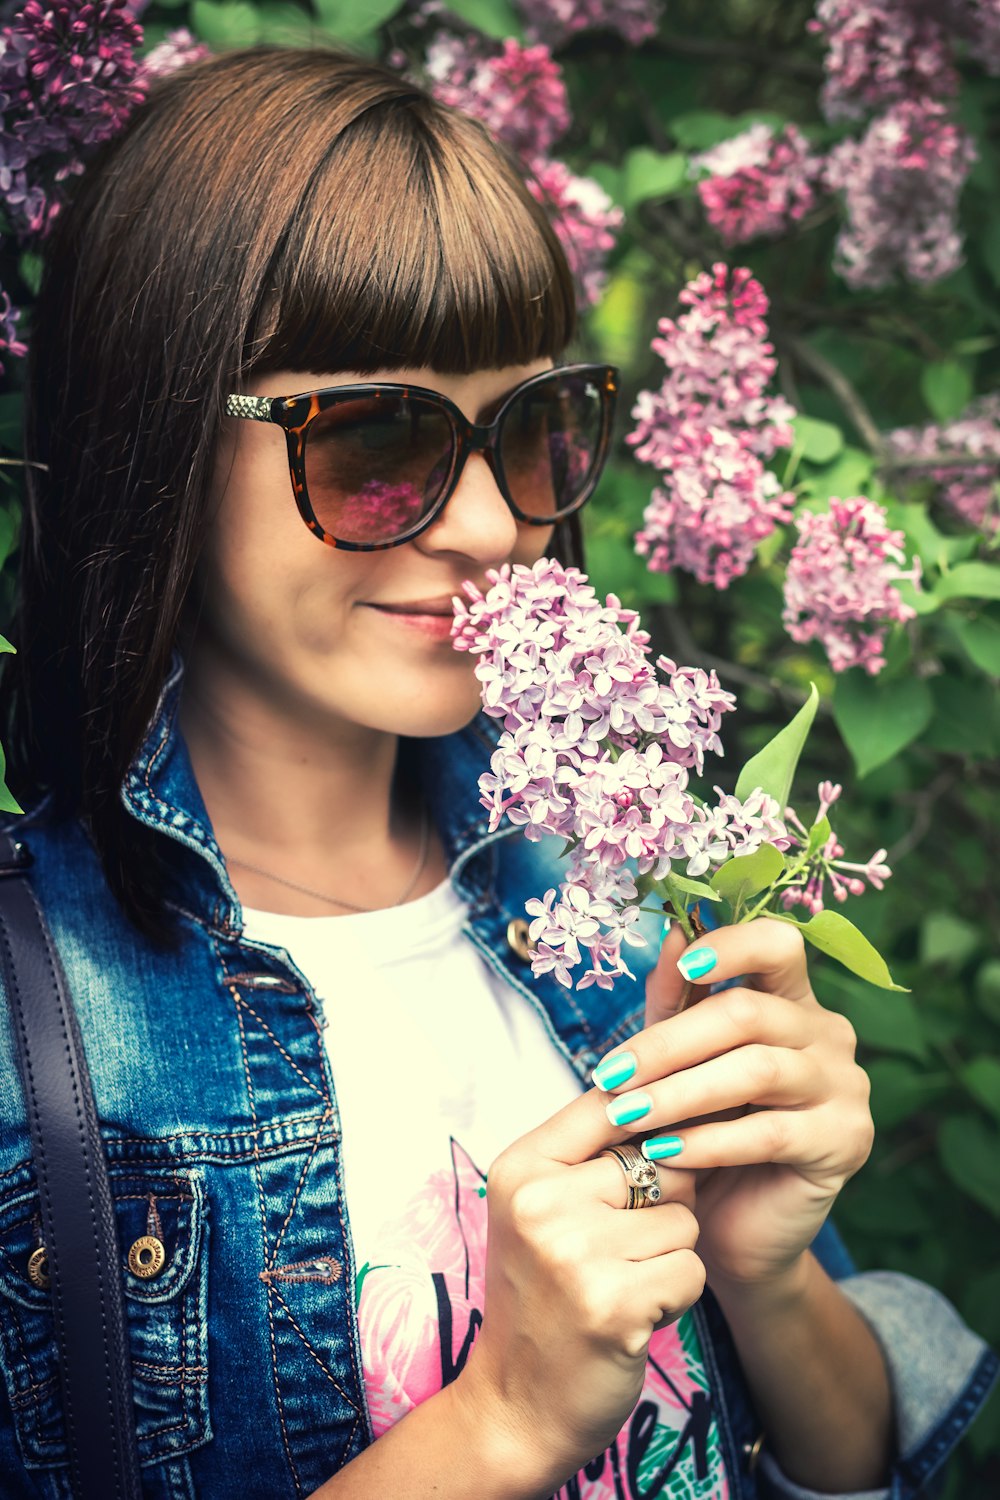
1, 44, 579, 943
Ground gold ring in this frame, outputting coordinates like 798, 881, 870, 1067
599, 1144, 661, 1209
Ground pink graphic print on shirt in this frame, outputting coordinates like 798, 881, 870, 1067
356, 1138, 729, 1499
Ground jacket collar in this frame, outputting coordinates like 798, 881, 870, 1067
120, 652, 510, 932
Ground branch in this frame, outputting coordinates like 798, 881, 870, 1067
650, 33, 824, 84
885, 767, 959, 865
785, 338, 884, 455
879, 451, 996, 474
658, 605, 831, 715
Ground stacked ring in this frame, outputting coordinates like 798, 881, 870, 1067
599, 1144, 662, 1209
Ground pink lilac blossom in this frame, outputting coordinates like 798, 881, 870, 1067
521, 0, 663, 48
628, 264, 796, 588
137, 27, 210, 82
424, 32, 569, 158
887, 394, 1000, 534
525, 155, 622, 309
780, 781, 893, 914
0, 282, 27, 371
825, 97, 976, 289
809, 0, 957, 123
692, 123, 825, 245
0, 0, 145, 238
452, 558, 788, 991
782, 496, 922, 674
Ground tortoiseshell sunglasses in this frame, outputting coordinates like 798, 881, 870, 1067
225, 363, 618, 551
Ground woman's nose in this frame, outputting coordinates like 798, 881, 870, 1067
415, 450, 521, 563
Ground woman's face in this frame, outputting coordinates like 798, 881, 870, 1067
191, 361, 556, 740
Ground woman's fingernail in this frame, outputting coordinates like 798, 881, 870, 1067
660, 916, 672, 949
591, 1050, 637, 1092
641, 1135, 685, 1161
677, 946, 717, 982
606, 1091, 653, 1128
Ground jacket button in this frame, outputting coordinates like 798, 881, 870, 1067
27, 1246, 50, 1289
506, 918, 536, 963
128, 1234, 166, 1279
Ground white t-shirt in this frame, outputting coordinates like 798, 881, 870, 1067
243, 879, 729, 1499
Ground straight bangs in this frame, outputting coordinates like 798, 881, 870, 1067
245, 98, 577, 379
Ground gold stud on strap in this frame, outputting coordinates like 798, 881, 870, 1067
128, 1234, 166, 1279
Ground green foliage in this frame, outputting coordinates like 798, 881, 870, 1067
774, 908, 907, 991
735, 682, 818, 807
710, 842, 785, 913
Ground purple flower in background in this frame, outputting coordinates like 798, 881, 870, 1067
782, 496, 922, 674
888, 394, 1000, 534
0, 0, 145, 237
629, 263, 796, 588
452, 559, 788, 990
137, 26, 210, 82
525, 155, 622, 309
825, 97, 976, 289
693, 123, 825, 245
810, 0, 957, 122
424, 32, 569, 158
0, 281, 27, 371
522, 0, 663, 48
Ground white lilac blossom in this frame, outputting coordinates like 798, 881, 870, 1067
692, 123, 825, 245
887, 394, 1000, 534
782, 496, 922, 674
628, 264, 796, 589
452, 558, 790, 990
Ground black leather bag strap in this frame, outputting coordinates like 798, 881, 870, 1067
0, 830, 143, 1499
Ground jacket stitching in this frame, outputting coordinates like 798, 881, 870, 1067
231, 993, 327, 1103
269, 1108, 335, 1270
268, 1284, 360, 1413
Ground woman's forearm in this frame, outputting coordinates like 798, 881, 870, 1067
305, 1375, 555, 1500
709, 1251, 895, 1492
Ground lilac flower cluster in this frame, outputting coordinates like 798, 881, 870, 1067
782, 496, 921, 674
810, 1, 957, 123
0, 0, 145, 239
138, 26, 210, 82
781, 780, 892, 915
825, 97, 976, 289
452, 558, 789, 991
424, 32, 569, 158
421, 30, 619, 308
628, 264, 796, 589
692, 122, 825, 246
0, 281, 26, 373
521, 0, 663, 48
888, 394, 1000, 535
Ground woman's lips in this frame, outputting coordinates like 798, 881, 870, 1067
363, 602, 456, 639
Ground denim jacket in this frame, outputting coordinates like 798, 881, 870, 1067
0, 654, 995, 1500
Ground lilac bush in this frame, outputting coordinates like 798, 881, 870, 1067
692, 123, 824, 247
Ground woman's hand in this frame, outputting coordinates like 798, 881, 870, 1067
456, 1094, 706, 1494
603, 916, 874, 1292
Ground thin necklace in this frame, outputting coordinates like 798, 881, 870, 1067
227, 807, 431, 914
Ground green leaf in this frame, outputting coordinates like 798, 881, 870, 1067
313, 0, 403, 39
935, 562, 1000, 603
961, 1058, 1000, 1125
823, 972, 928, 1060
18, 251, 42, 297
950, 614, 1000, 676
663, 873, 721, 903
833, 672, 933, 778
442, 0, 524, 40
921, 358, 973, 424
866, 1058, 947, 1130
799, 445, 873, 504
773, 910, 908, 990
792, 415, 844, 466
919, 910, 982, 971
975, 959, 1000, 1024
709, 844, 785, 908
256, 3, 318, 43
191, 0, 262, 46
807, 815, 831, 855
622, 148, 688, 211
0, 742, 21, 817
938, 1114, 1000, 1218
890, 502, 977, 572
734, 683, 818, 810
0, 633, 15, 655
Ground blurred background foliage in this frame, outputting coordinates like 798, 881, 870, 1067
1, 0, 998, 1492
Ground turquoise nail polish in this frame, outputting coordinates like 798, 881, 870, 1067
678, 945, 717, 982
641, 1135, 684, 1161
605, 1091, 653, 1128
591, 1050, 637, 1092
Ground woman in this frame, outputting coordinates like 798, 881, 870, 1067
0, 45, 993, 1500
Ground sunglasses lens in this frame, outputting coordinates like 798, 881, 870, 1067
303, 394, 454, 545
498, 370, 607, 520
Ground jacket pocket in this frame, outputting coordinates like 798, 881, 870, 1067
0, 1166, 211, 1472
